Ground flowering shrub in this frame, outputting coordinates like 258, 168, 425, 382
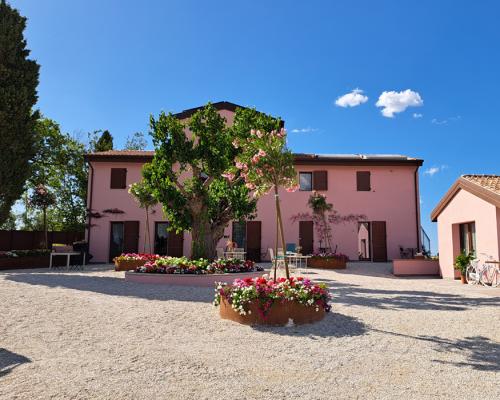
135, 257, 263, 275
311, 252, 349, 262
214, 276, 331, 316
113, 253, 159, 262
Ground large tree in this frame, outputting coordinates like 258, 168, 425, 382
0, 0, 40, 225
25, 117, 87, 231
143, 103, 281, 259
91, 130, 114, 152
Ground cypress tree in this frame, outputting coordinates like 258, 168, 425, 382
0, 0, 40, 225
94, 130, 114, 152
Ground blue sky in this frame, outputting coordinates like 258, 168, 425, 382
11, 0, 500, 252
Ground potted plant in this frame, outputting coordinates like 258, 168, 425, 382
214, 276, 331, 326
454, 252, 475, 284
309, 252, 350, 269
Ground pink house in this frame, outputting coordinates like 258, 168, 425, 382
84, 102, 424, 263
431, 175, 500, 279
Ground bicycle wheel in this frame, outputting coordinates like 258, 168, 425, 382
466, 265, 478, 285
491, 268, 500, 288
479, 265, 494, 286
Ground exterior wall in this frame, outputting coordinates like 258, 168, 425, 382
87, 161, 420, 263
436, 189, 500, 279
392, 259, 440, 276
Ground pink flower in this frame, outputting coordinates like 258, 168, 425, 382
250, 129, 256, 136
256, 130, 263, 138
232, 139, 239, 148
251, 155, 260, 164
222, 172, 235, 181
277, 128, 286, 138
245, 182, 255, 190
257, 149, 267, 157
235, 161, 247, 170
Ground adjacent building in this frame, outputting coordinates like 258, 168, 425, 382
84, 102, 424, 263
431, 175, 500, 278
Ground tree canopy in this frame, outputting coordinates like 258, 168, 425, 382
0, 0, 40, 225
93, 130, 114, 152
143, 103, 282, 259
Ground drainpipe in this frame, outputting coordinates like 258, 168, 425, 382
87, 163, 95, 252
414, 167, 421, 252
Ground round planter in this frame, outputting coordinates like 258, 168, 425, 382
114, 259, 147, 271
308, 257, 347, 269
219, 298, 326, 326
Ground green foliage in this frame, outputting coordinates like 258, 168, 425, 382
93, 130, 113, 152
144, 103, 279, 259
124, 131, 147, 150
27, 117, 87, 231
454, 252, 475, 275
29, 184, 56, 210
128, 180, 157, 209
308, 191, 333, 214
0, 1, 40, 225
0, 212, 17, 230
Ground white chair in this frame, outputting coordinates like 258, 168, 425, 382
269, 248, 285, 275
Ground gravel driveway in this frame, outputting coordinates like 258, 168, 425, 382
1, 262, 499, 400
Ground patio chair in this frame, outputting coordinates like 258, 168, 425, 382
286, 243, 296, 253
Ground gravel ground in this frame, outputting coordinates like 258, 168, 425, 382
1, 262, 499, 400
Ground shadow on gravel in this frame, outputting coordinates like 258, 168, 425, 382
254, 312, 368, 338
314, 280, 500, 311
373, 329, 500, 372
5, 273, 214, 303
0, 348, 31, 378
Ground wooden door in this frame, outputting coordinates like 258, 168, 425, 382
246, 221, 261, 262
167, 231, 184, 257
123, 221, 140, 254
299, 221, 314, 255
371, 221, 387, 262
109, 222, 124, 262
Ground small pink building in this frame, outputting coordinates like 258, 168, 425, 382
84, 102, 424, 263
431, 175, 500, 278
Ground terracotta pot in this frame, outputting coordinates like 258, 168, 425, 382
219, 298, 326, 326
114, 259, 147, 271
308, 257, 347, 269
461, 273, 467, 284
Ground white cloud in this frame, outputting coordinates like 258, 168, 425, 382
431, 115, 461, 125
376, 89, 423, 118
423, 165, 448, 177
291, 127, 318, 133
413, 113, 423, 119
335, 89, 368, 108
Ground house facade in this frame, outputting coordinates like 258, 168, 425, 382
431, 175, 500, 278
84, 102, 424, 263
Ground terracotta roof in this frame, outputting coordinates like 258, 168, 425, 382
431, 175, 500, 221
462, 174, 500, 195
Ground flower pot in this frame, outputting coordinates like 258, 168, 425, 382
308, 257, 347, 269
114, 259, 147, 271
461, 273, 467, 284
219, 298, 325, 326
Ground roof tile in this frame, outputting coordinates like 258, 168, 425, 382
462, 174, 500, 195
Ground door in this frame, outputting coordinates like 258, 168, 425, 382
231, 221, 246, 249
371, 221, 387, 262
154, 222, 169, 255
109, 222, 124, 262
299, 221, 314, 255
167, 231, 184, 257
123, 221, 140, 254
246, 221, 261, 262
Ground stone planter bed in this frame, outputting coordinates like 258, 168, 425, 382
114, 259, 147, 271
219, 298, 326, 326
125, 270, 265, 287
308, 257, 347, 269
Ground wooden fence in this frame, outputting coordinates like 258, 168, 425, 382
0, 230, 85, 251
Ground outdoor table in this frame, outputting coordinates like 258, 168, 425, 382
49, 252, 85, 270
484, 261, 500, 264
285, 252, 311, 269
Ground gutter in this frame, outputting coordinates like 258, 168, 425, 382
414, 166, 421, 252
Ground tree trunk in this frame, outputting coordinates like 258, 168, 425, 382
43, 207, 48, 249
274, 185, 289, 279
190, 215, 226, 260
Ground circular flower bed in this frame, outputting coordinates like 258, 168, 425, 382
214, 276, 331, 326
135, 256, 263, 275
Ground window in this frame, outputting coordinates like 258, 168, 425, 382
232, 221, 246, 249
299, 172, 313, 191
459, 222, 476, 255
356, 171, 371, 191
312, 171, 328, 191
110, 168, 127, 189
